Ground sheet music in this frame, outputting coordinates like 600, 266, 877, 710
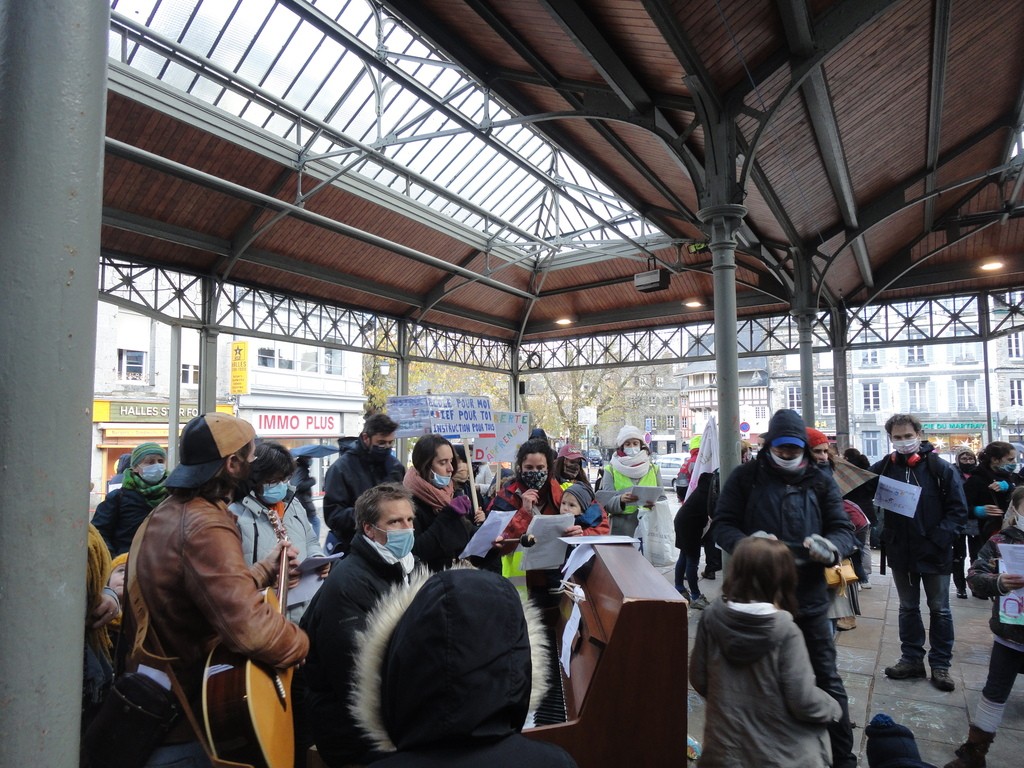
459, 510, 516, 558
521, 513, 574, 570
559, 536, 639, 579
560, 601, 582, 678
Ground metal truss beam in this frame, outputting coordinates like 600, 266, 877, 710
923, 0, 952, 231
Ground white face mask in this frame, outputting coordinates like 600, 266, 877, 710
1015, 514, 1024, 532
623, 446, 641, 457
892, 438, 921, 455
771, 453, 805, 471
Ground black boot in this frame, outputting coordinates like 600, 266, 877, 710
944, 725, 995, 768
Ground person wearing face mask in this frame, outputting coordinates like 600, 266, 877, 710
229, 441, 327, 623
714, 409, 859, 768
92, 442, 169, 556
402, 435, 482, 572
228, 440, 326, 767
870, 414, 967, 693
323, 412, 406, 556
301, 483, 419, 768
944, 485, 1024, 768
554, 444, 592, 491
488, 438, 565, 547
951, 450, 979, 599
121, 414, 306, 768
963, 441, 1018, 550
598, 425, 661, 536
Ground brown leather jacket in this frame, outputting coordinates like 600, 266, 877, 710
127, 494, 309, 707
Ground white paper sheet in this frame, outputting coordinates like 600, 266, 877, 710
596, 489, 620, 506
873, 475, 922, 518
521, 513, 575, 570
998, 543, 1024, 625
560, 601, 582, 678
627, 485, 667, 505
459, 510, 516, 558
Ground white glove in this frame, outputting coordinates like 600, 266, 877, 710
804, 534, 839, 565
750, 530, 778, 541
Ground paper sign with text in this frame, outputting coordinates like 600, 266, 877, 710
386, 394, 496, 439
873, 475, 922, 518
473, 411, 530, 463
998, 543, 1024, 625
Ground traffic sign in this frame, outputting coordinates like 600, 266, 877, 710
740, 421, 750, 433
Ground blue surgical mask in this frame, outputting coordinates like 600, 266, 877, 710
139, 463, 165, 483
260, 481, 290, 504
375, 526, 415, 559
1001, 463, 1017, 474
432, 471, 452, 487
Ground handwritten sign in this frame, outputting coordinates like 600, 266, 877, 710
385, 394, 496, 439
474, 411, 530, 463
873, 475, 922, 518
998, 543, 1024, 625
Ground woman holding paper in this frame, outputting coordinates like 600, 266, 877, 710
404, 435, 483, 572
599, 424, 661, 536
945, 486, 1024, 767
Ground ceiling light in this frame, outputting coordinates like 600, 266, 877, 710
683, 297, 705, 308
980, 260, 1004, 271
555, 316, 575, 326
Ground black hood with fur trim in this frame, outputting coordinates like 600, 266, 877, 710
350, 567, 559, 759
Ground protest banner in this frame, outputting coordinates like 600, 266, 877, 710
386, 394, 497, 439
474, 411, 530, 463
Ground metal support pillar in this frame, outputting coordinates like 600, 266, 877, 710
396, 321, 410, 462
980, 304, 994, 443
792, 255, 816, 430
199, 277, 218, 414
0, 2, 109, 765
831, 309, 851, 452
168, 324, 182, 468
698, 204, 747, 477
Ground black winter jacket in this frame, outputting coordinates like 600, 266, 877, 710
410, 495, 475, 572
967, 524, 1024, 647
323, 437, 405, 554
714, 455, 857, 618
301, 534, 409, 767
963, 464, 1016, 541
870, 442, 967, 574
91, 488, 153, 556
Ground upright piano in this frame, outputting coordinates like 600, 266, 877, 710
524, 543, 689, 767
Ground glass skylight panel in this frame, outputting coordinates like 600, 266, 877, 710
108, 0, 664, 265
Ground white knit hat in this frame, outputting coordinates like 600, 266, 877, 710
615, 424, 645, 448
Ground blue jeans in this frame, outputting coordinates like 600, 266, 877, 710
143, 741, 210, 768
891, 569, 954, 670
672, 553, 701, 598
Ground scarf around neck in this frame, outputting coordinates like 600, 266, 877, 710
120, 468, 169, 508
611, 450, 651, 480
403, 467, 454, 511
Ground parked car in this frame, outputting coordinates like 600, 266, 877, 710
656, 453, 689, 488
586, 449, 603, 467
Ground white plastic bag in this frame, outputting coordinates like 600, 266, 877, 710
637, 498, 678, 567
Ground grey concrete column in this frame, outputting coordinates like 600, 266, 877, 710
698, 204, 747, 477
796, 311, 816, 428
199, 277, 219, 413
0, 2, 109, 765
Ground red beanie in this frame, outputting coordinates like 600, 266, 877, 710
805, 428, 829, 448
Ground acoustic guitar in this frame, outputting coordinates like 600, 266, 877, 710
202, 503, 295, 768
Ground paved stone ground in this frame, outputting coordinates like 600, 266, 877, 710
673, 551, 1024, 766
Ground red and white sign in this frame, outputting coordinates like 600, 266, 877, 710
253, 410, 339, 437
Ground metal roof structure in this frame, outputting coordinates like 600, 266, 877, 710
103, 0, 1024, 350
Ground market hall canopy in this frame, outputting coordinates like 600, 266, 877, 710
103, 0, 1024, 347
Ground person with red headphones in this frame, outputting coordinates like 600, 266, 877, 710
870, 413, 968, 693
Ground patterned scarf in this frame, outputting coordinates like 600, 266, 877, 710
120, 468, 169, 509
403, 467, 454, 512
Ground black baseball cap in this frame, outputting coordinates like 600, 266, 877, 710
165, 413, 256, 489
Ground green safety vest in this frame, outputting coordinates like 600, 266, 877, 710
608, 464, 660, 515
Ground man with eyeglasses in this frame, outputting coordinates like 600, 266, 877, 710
323, 412, 406, 554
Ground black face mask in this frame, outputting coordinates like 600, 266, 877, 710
958, 460, 976, 471
367, 443, 392, 463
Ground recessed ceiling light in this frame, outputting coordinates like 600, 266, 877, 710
683, 297, 704, 308
980, 260, 1004, 271
555, 317, 574, 326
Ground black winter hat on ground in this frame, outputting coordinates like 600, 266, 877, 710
864, 713, 938, 768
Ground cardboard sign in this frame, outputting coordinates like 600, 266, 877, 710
473, 411, 530, 463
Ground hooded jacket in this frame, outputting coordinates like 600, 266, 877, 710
870, 441, 967, 574
963, 462, 1016, 541
690, 598, 840, 767
323, 436, 405, 554
714, 411, 857, 617
300, 533, 409, 767
967, 523, 1024, 647
350, 567, 578, 768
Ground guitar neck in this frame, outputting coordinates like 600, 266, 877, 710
275, 543, 289, 614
